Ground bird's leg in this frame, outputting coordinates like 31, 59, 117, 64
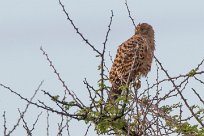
135, 79, 141, 89
133, 76, 141, 89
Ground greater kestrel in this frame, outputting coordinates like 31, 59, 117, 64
109, 23, 155, 100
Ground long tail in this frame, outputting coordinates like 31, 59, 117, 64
108, 86, 122, 101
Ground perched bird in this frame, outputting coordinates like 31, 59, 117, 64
109, 23, 155, 100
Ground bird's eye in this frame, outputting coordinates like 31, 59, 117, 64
141, 29, 147, 33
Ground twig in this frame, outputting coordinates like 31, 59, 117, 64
46, 110, 50, 136
154, 56, 204, 127
6, 81, 43, 136
0, 82, 82, 119
65, 117, 71, 136
192, 88, 204, 105
125, 0, 136, 27
30, 112, 42, 132
18, 109, 42, 136
40, 47, 85, 108
84, 123, 91, 136
100, 10, 114, 112
3, 111, 7, 136
58, 0, 101, 55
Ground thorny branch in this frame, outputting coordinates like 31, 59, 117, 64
3, 111, 7, 136
125, 0, 136, 27
0, 81, 43, 136
99, 10, 114, 112
46, 110, 50, 136
18, 109, 42, 136
155, 56, 204, 127
58, 0, 101, 55
84, 123, 92, 136
40, 47, 85, 109
192, 88, 204, 105
0, 0, 204, 136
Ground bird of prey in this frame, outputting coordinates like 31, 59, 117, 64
109, 23, 155, 100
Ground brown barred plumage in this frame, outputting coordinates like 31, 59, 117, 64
109, 23, 155, 100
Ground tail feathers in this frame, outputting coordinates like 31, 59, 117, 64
108, 86, 122, 101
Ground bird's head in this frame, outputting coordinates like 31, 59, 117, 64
135, 23, 154, 37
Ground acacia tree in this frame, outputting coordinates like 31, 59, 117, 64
1, 0, 204, 136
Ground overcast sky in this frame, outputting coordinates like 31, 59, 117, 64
0, 0, 204, 135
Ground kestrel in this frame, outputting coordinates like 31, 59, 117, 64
109, 23, 155, 100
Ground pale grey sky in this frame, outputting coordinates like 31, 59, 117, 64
0, 0, 204, 135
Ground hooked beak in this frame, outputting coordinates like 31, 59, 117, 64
135, 31, 139, 35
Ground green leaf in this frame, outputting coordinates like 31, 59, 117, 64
64, 101, 76, 110
64, 105, 70, 110
97, 65, 101, 70
51, 95, 60, 101
187, 69, 196, 77
96, 119, 110, 134
115, 96, 126, 103
118, 85, 128, 90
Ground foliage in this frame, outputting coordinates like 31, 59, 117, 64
0, 0, 204, 136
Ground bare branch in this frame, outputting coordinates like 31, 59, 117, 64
84, 123, 91, 136
125, 0, 136, 27
192, 88, 204, 105
5, 81, 43, 136
46, 110, 50, 136
154, 56, 204, 127
99, 10, 114, 112
3, 111, 7, 136
40, 47, 85, 108
58, 0, 101, 55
